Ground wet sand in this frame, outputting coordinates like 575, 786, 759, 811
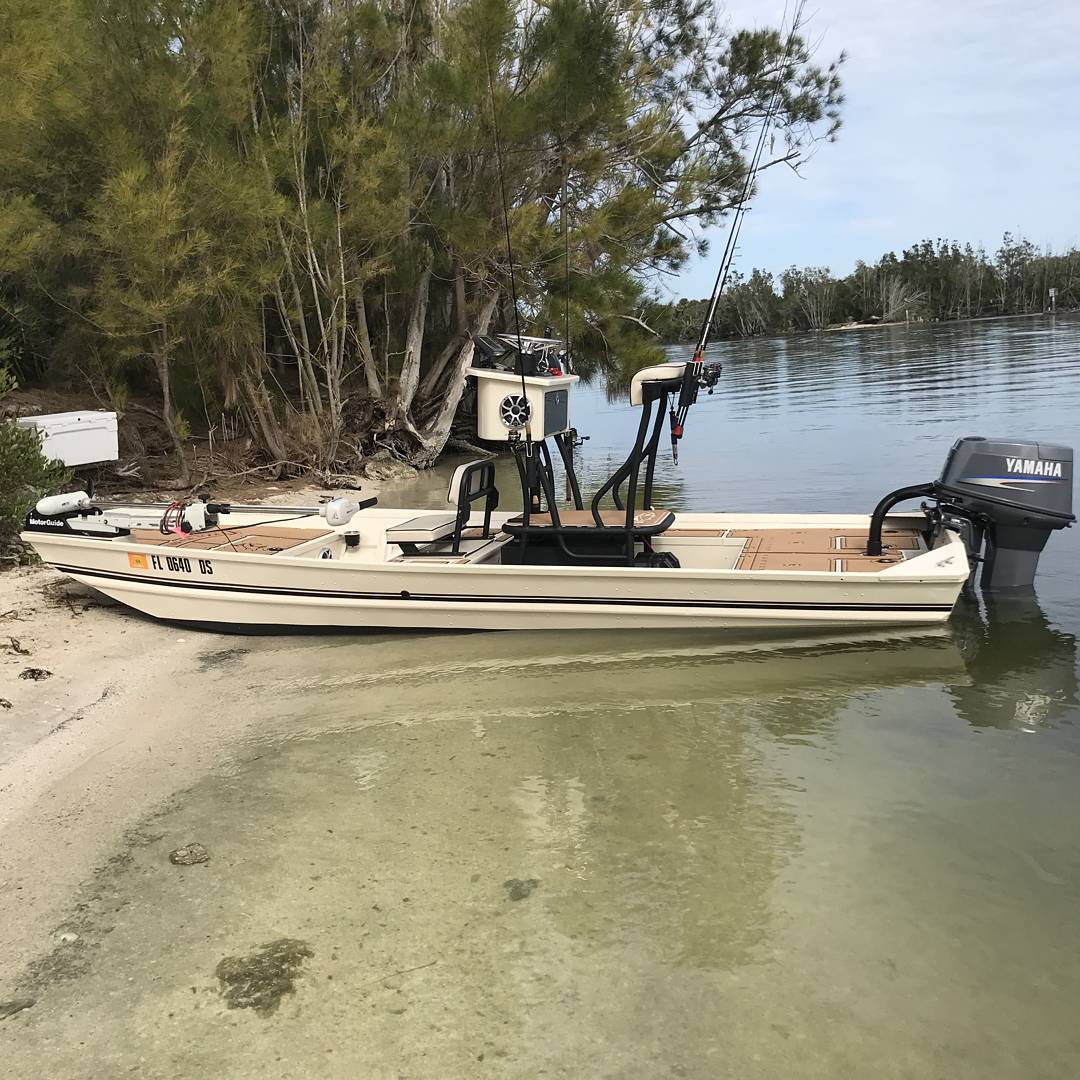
0, 566, 256, 985
0, 481, 391, 979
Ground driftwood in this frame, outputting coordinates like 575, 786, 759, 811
445, 437, 497, 459
320, 472, 364, 490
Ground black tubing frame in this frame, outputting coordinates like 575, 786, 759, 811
865, 483, 936, 555
505, 380, 678, 566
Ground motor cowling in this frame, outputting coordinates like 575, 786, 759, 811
35, 491, 92, 517
936, 436, 1074, 588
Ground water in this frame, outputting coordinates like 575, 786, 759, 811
7, 315, 1080, 1078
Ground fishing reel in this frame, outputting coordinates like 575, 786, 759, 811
160, 494, 230, 535
668, 361, 723, 464
699, 361, 723, 394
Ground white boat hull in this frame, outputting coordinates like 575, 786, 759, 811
25, 509, 970, 633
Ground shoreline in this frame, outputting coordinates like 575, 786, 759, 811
0, 478, 396, 997
663, 307, 1078, 347
823, 309, 1077, 333
0, 565, 260, 989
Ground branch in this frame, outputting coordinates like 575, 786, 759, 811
615, 313, 660, 337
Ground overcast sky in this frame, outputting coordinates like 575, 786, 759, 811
671, 0, 1080, 299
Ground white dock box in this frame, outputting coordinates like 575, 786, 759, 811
15, 410, 119, 466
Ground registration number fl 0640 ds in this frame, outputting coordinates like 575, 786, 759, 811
129, 552, 214, 575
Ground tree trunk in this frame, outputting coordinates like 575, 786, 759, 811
355, 289, 381, 397
394, 262, 433, 417
404, 290, 499, 468
418, 261, 468, 397
241, 362, 288, 464
273, 278, 322, 414
152, 333, 191, 487
419, 331, 468, 399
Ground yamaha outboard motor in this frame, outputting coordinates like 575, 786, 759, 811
866, 436, 1074, 589
936, 437, 1073, 587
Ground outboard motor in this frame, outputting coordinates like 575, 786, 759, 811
866, 436, 1074, 589
936, 437, 1073, 587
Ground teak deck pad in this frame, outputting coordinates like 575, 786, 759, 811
128, 523, 922, 571
131, 525, 331, 554
730, 528, 919, 572
507, 509, 673, 528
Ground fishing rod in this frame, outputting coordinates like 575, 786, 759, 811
669, 1, 807, 463
485, 49, 531, 453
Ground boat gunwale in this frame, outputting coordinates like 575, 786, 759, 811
22, 529, 970, 585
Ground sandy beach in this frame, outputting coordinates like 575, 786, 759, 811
0, 482, 392, 997
0, 565, 245, 986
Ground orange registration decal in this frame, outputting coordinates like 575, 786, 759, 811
128, 553, 149, 570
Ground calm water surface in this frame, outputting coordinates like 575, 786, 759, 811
13, 315, 1080, 1078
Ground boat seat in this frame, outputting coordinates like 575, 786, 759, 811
629, 362, 687, 406
385, 513, 459, 545
447, 459, 498, 510
387, 461, 499, 556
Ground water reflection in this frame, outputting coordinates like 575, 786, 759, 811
483, 630, 968, 971
224, 626, 973, 981
13, 606, 1080, 1076
950, 594, 1079, 732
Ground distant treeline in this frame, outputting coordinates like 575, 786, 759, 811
647, 234, 1080, 342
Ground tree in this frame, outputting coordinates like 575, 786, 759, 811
780, 266, 835, 330
0, 0, 843, 471
0, 366, 69, 560
650, 231, 1080, 342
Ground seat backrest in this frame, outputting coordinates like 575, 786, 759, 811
629, 361, 687, 406
447, 459, 497, 508
443, 459, 498, 549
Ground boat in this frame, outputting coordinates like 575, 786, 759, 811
18, 12, 1074, 633
20, 335, 1074, 633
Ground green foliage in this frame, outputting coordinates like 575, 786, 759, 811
649, 234, 1080, 341
0, 369, 70, 561
0, 0, 844, 466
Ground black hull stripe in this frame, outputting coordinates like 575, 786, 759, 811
53, 564, 955, 614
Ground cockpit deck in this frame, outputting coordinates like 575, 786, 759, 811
124, 519, 925, 574
727, 528, 918, 571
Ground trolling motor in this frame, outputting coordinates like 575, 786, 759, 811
866, 437, 1074, 589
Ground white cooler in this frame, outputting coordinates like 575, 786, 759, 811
15, 410, 119, 466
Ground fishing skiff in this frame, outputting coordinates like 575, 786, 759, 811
22, 342, 1073, 633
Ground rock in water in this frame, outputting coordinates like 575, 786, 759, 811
215, 939, 314, 1016
0, 999, 36, 1021
360, 450, 418, 483
504, 878, 540, 901
169, 843, 210, 866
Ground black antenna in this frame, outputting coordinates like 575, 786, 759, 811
562, 83, 571, 368
484, 49, 531, 448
